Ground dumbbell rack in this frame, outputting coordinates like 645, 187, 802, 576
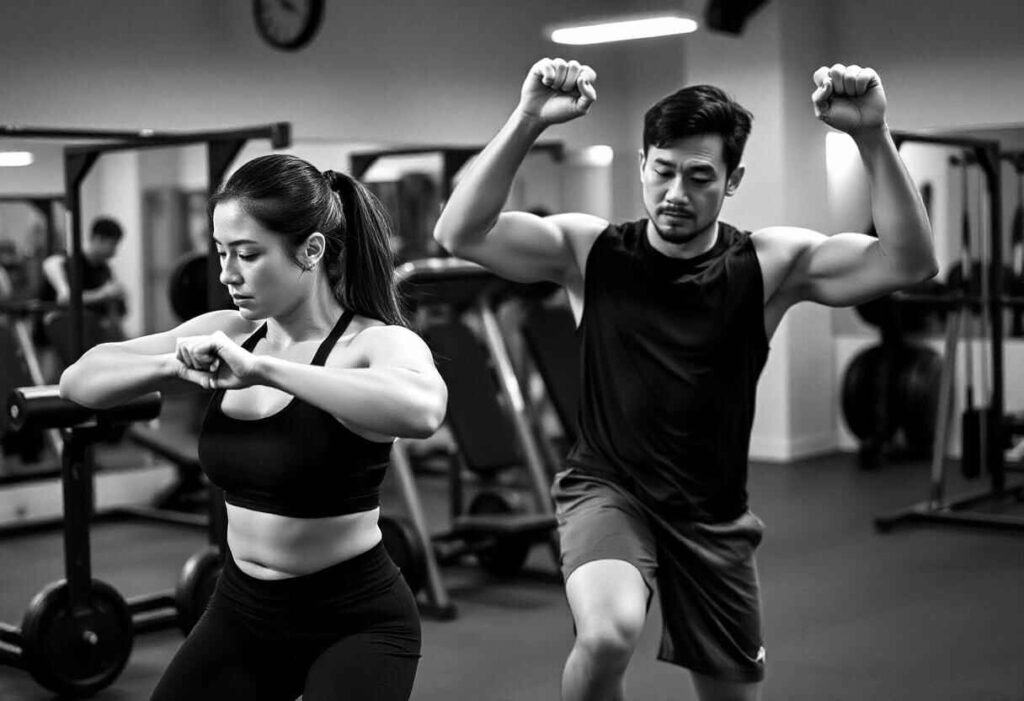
875, 133, 1024, 534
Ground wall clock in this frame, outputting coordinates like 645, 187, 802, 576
253, 0, 325, 51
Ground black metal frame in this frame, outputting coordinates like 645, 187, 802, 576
61, 122, 291, 361
1001, 150, 1024, 336
875, 131, 1024, 533
349, 142, 565, 201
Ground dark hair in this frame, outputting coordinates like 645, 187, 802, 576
643, 85, 753, 176
90, 217, 124, 241
209, 154, 405, 326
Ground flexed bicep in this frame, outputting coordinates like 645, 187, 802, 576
446, 210, 605, 286
788, 230, 922, 307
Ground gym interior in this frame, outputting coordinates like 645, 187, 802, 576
1, 1, 1022, 699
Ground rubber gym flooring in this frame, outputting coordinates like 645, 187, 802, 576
1, 451, 1022, 701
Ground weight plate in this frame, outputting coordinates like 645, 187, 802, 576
168, 253, 209, 322
175, 546, 222, 636
841, 345, 895, 443
21, 579, 133, 697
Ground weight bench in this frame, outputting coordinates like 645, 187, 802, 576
392, 259, 558, 591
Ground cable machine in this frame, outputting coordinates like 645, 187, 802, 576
875, 132, 1024, 533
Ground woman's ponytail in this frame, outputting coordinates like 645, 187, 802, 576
324, 171, 406, 327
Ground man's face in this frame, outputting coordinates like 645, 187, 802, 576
639, 134, 743, 246
87, 235, 120, 262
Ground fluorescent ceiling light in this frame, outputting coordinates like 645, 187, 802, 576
549, 15, 698, 45
0, 151, 34, 167
572, 145, 615, 167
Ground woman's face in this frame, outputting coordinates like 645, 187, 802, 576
212, 200, 307, 320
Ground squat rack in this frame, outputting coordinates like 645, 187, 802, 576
875, 131, 1024, 533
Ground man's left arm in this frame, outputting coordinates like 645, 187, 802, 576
776, 64, 938, 308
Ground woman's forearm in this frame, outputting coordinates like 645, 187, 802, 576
59, 345, 180, 409
256, 356, 446, 439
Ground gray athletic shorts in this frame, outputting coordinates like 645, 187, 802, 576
551, 466, 766, 683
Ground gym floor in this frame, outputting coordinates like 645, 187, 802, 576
1, 452, 1022, 701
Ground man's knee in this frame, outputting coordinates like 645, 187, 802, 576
574, 607, 645, 666
566, 559, 649, 667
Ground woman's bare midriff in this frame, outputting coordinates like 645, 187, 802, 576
226, 503, 382, 580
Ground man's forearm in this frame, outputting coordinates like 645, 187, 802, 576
82, 287, 110, 305
435, 110, 546, 251
856, 126, 938, 278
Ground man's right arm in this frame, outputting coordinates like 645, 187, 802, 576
41, 254, 121, 305
41, 254, 70, 302
434, 58, 602, 285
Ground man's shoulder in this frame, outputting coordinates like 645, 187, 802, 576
42, 251, 69, 264
548, 212, 614, 240
748, 226, 822, 257
595, 217, 647, 244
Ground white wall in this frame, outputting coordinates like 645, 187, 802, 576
80, 152, 144, 336
683, 0, 840, 461
3, 0, 1024, 460
833, 0, 1024, 133
0, 1, 638, 149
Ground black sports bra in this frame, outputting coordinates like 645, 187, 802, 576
198, 311, 393, 518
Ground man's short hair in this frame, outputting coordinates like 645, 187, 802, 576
643, 85, 753, 176
90, 217, 124, 241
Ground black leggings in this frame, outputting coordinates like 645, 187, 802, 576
151, 542, 421, 701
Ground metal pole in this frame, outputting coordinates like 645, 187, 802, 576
976, 144, 1005, 490
476, 298, 554, 515
390, 441, 454, 617
929, 308, 961, 506
62, 429, 94, 608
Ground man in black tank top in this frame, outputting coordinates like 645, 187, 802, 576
38, 217, 127, 357
435, 59, 935, 701
39, 216, 126, 316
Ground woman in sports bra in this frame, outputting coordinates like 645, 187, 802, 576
59, 153, 448, 701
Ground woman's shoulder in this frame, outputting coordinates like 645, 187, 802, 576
177, 309, 260, 340
345, 317, 412, 343
335, 317, 429, 360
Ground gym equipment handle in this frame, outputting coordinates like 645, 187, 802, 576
7, 385, 161, 431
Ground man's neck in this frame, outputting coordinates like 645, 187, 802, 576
645, 220, 719, 260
